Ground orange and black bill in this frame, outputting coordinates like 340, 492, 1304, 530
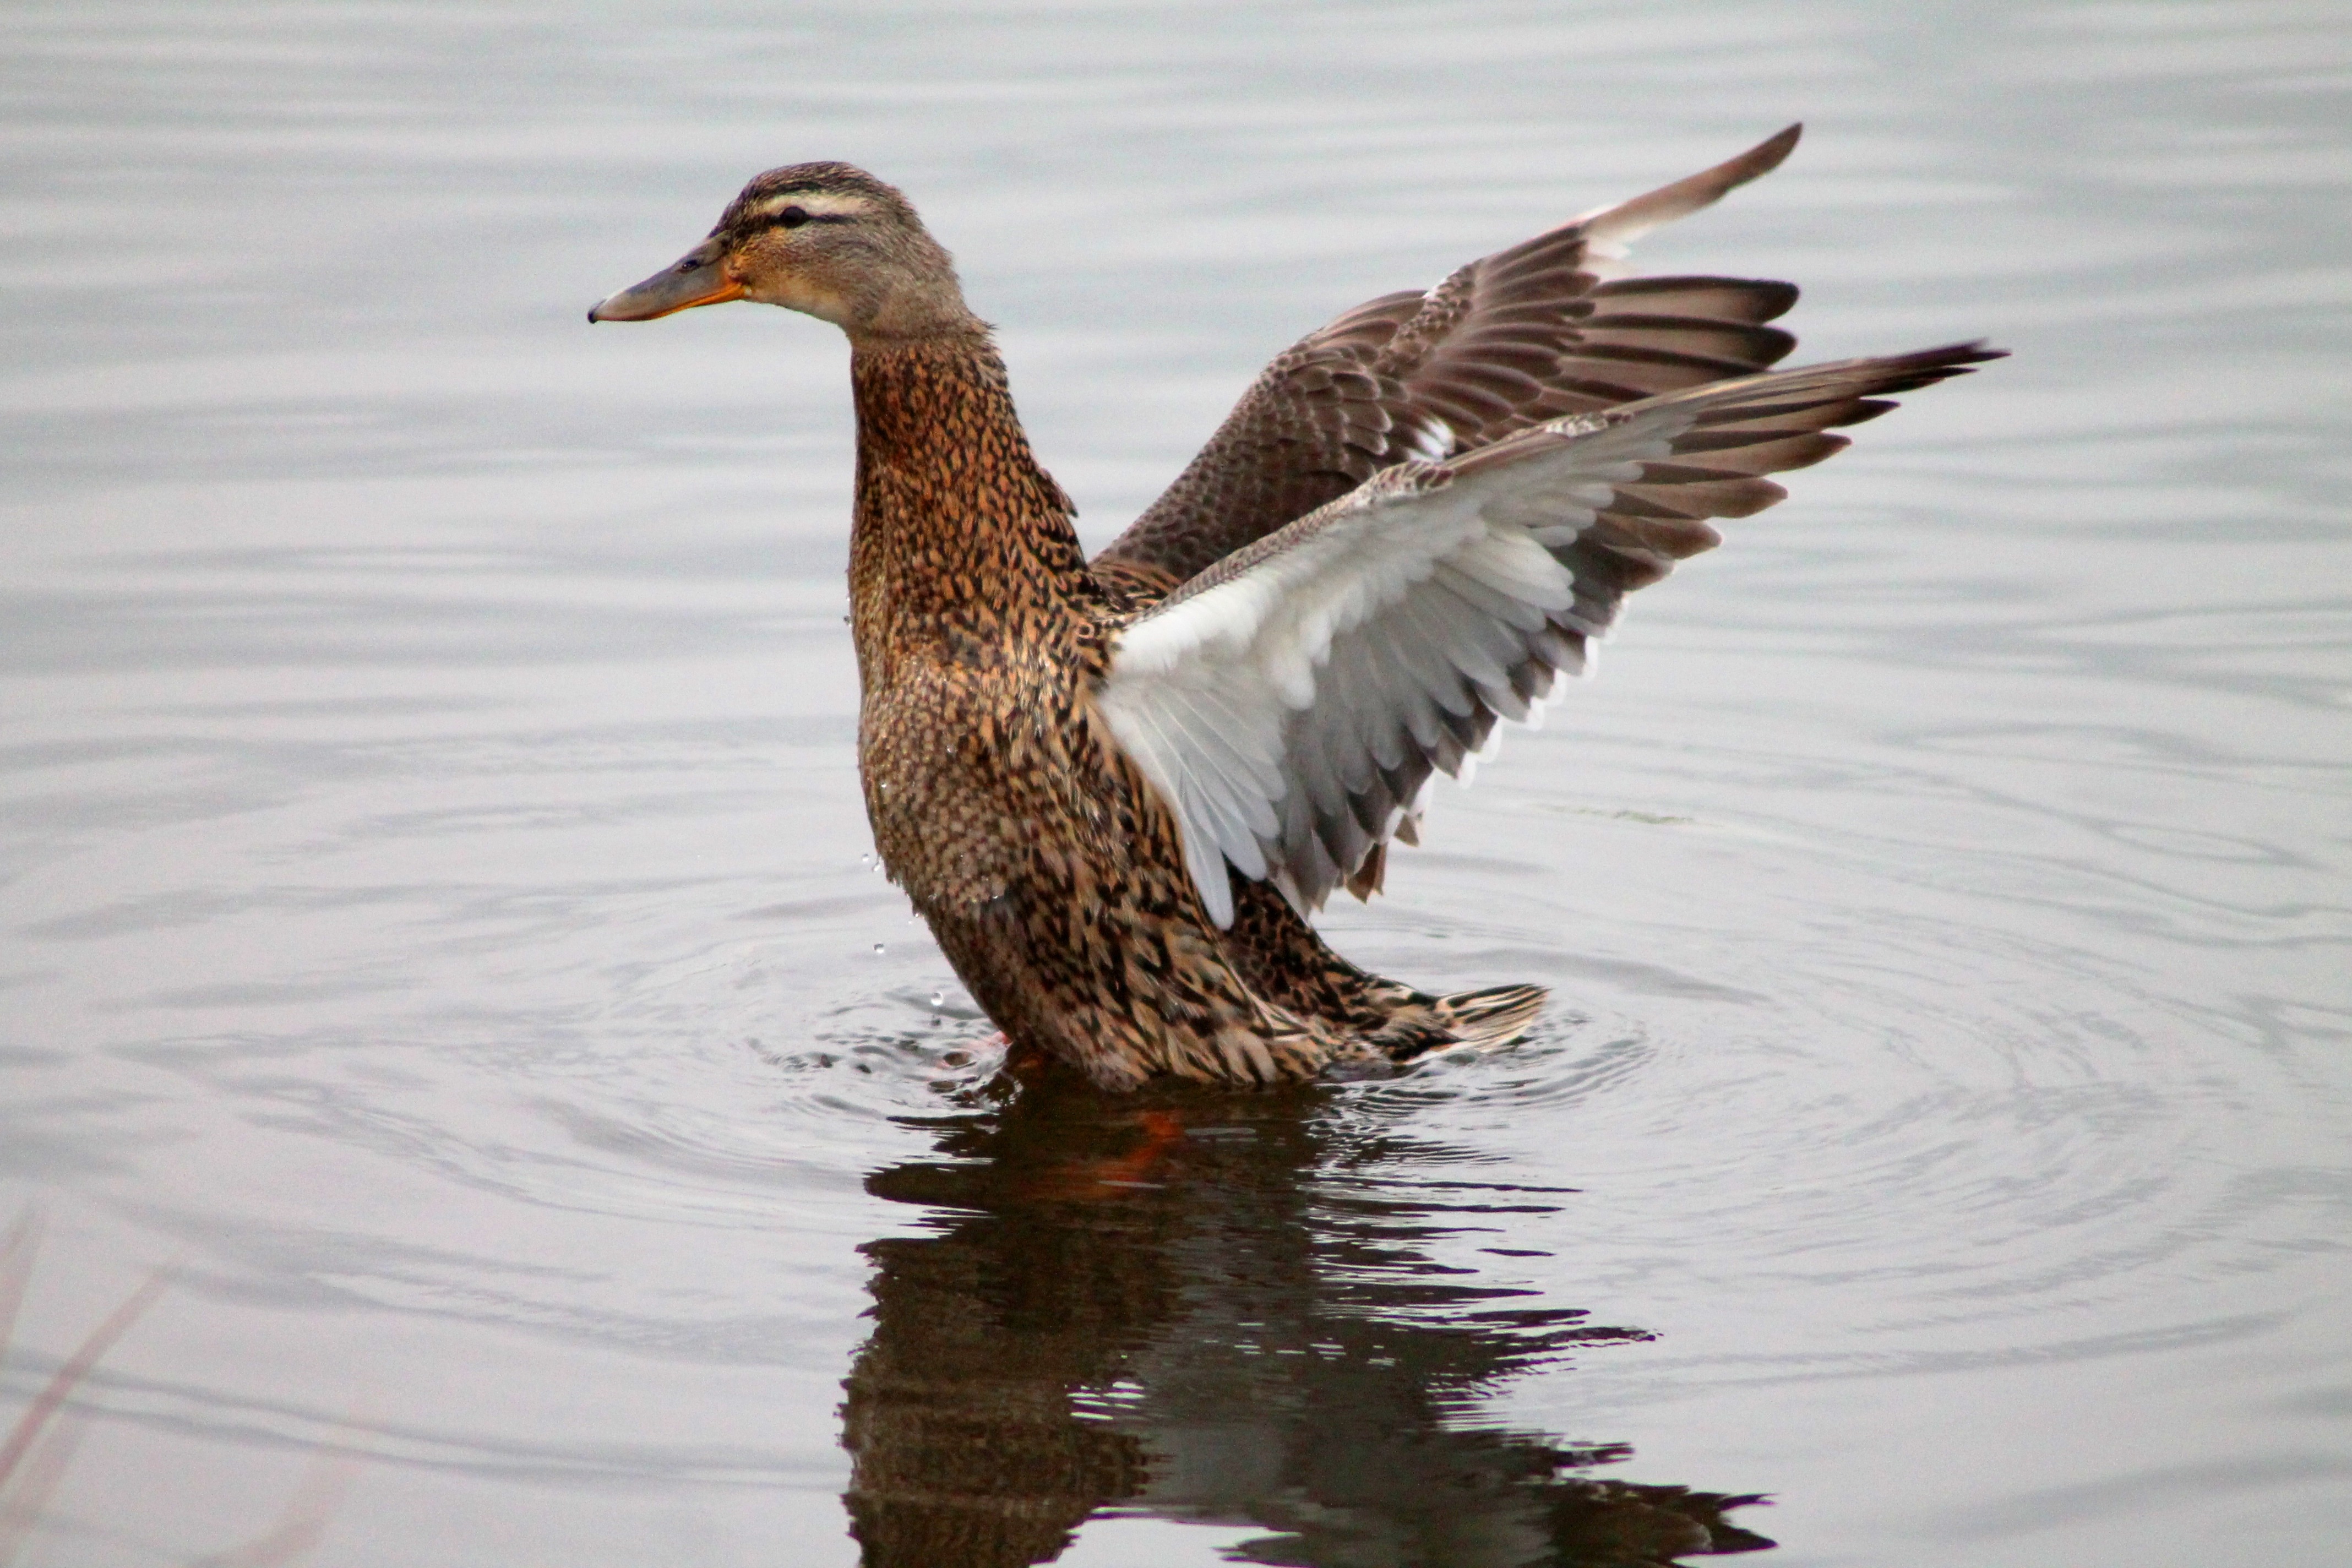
587, 237, 742, 322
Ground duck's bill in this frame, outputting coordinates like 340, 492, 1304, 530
587, 242, 743, 322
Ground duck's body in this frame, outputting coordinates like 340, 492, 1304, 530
841, 333, 1310, 1085
842, 331, 1519, 1086
591, 130, 1998, 1090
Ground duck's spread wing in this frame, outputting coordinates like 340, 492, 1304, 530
1092, 125, 1809, 599
1095, 345, 2003, 927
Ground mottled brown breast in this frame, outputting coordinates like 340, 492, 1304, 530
858, 635, 1097, 912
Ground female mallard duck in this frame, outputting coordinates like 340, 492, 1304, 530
590, 126, 1997, 1091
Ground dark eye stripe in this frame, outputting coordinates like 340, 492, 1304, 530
748, 206, 853, 235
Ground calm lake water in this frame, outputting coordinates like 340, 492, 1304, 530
4, 3, 2349, 1564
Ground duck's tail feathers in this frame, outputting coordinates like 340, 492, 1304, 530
1366, 982, 1549, 1063
1432, 983, 1549, 1049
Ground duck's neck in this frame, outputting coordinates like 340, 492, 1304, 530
847, 333, 1093, 677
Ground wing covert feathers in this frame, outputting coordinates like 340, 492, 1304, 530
1096, 342, 2005, 925
1095, 125, 1807, 594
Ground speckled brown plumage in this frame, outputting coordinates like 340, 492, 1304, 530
836, 333, 1536, 1087
588, 128, 1998, 1091
842, 334, 1358, 1088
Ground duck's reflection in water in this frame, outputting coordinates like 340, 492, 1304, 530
842, 1073, 1773, 1567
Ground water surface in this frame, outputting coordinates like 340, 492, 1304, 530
3, 3, 2349, 1564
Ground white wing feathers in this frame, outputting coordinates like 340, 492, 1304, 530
1095, 346, 2000, 927
1098, 408, 1690, 928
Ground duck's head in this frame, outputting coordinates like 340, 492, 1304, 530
588, 162, 977, 342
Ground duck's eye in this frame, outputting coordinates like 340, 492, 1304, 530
778, 205, 810, 228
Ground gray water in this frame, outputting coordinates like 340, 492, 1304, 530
4, 3, 2349, 1564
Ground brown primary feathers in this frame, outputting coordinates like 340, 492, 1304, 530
589, 126, 2001, 1090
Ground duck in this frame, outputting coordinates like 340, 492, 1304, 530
589, 125, 1999, 1091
